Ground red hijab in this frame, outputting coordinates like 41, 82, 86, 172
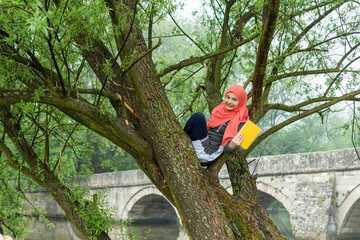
207, 85, 249, 146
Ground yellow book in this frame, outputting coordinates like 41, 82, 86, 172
239, 120, 262, 150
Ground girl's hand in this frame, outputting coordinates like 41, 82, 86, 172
229, 132, 244, 149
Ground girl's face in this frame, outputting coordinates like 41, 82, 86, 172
224, 92, 239, 111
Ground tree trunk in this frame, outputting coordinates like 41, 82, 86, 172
122, 58, 285, 238
203, 170, 285, 239
0, 0, 286, 238
226, 153, 258, 201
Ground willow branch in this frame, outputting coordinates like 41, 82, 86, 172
324, 56, 360, 96
279, 0, 343, 24
46, 34, 66, 95
157, 33, 259, 78
0, 87, 118, 101
264, 69, 360, 86
0, 140, 31, 174
168, 12, 206, 54
0, 44, 58, 91
1, 87, 137, 118
120, 39, 162, 78
277, 2, 346, 65
263, 0, 348, 93
231, 10, 255, 41
248, 88, 360, 153
337, 42, 360, 69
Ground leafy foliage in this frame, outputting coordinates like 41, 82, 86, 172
0, 0, 359, 239
67, 187, 117, 239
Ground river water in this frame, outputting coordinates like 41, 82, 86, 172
24, 218, 189, 240
23, 216, 360, 239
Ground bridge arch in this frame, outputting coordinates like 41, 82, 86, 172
256, 184, 294, 240
121, 186, 182, 239
256, 182, 292, 213
121, 186, 179, 221
65, 221, 83, 240
337, 183, 360, 236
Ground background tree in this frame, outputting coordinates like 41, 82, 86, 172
0, 0, 360, 239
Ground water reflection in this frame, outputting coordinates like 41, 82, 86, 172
266, 201, 294, 240
24, 218, 83, 240
257, 191, 294, 240
336, 234, 360, 240
24, 192, 189, 240
128, 223, 187, 240
24, 218, 187, 240
126, 194, 189, 239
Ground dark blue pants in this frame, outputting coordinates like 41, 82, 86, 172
184, 112, 208, 141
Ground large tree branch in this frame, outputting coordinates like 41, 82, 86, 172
250, 0, 280, 120
0, 92, 152, 159
0, 139, 35, 177
0, 88, 136, 119
211, 0, 236, 91
231, 10, 256, 41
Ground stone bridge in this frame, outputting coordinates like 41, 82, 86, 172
25, 148, 360, 240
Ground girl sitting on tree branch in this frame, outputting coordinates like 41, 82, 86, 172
184, 85, 248, 166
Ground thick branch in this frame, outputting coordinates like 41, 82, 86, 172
231, 10, 255, 41
0, 139, 34, 177
212, 0, 236, 90
250, 0, 280, 119
0, 92, 152, 159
